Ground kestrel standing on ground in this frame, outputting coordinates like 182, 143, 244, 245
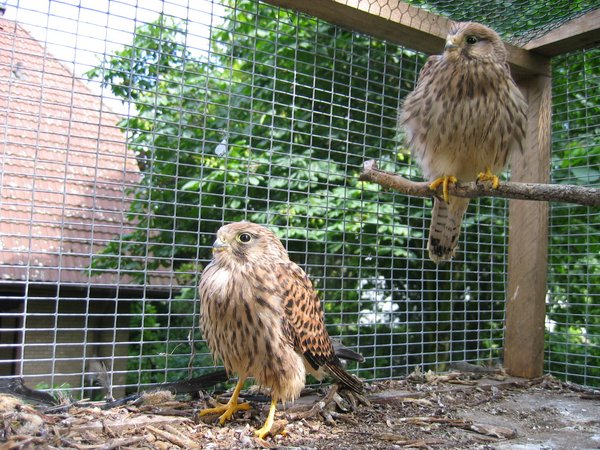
399, 22, 527, 263
199, 221, 363, 439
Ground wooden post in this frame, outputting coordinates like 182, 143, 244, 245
504, 72, 552, 378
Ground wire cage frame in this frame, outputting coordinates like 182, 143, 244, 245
0, 0, 598, 403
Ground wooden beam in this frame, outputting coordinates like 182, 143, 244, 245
504, 73, 552, 379
264, 0, 449, 54
524, 9, 600, 56
260, 0, 551, 77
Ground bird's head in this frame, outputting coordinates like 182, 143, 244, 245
210, 221, 289, 265
443, 22, 506, 63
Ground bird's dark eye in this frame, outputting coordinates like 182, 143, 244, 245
237, 232, 253, 244
466, 36, 478, 45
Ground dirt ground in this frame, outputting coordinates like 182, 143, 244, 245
2, 370, 599, 450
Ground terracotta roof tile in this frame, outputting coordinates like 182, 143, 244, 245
0, 18, 152, 286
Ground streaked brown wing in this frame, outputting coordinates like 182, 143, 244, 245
278, 261, 364, 394
278, 261, 335, 370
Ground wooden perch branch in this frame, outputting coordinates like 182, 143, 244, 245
359, 160, 600, 207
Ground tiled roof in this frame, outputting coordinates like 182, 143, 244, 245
0, 18, 142, 286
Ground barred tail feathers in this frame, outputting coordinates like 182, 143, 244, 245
332, 340, 365, 363
428, 197, 470, 263
325, 360, 363, 394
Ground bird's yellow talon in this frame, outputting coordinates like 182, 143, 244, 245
254, 398, 277, 440
199, 378, 250, 424
429, 175, 458, 204
254, 426, 270, 440
477, 167, 500, 189
200, 401, 251, 423
428, 177, 444, 191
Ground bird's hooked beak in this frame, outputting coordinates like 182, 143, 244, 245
444, 38, 459, 51
212, 237, 229, 253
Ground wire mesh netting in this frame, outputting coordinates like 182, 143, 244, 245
399, 0, 600, 44
547, 47, 600, 386
0, 0, 598, 400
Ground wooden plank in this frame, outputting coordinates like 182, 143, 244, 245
505, 46, 551, 80
504, 74, 552, 379
260, 0, 551, 77
524, 9, 600, 56
263, 0, 449, 54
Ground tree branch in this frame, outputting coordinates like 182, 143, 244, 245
358, 160, 600, 207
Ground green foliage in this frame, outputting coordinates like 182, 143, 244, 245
545, 327, 600, 384
86, 3, 598, 388
545, 48, 600, 386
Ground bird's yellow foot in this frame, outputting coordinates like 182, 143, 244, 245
477, 167, 500, 189
254, 397, 278, 440
200, 377, 250, 424
429, 175, 458, 204
200, 400, 251, 424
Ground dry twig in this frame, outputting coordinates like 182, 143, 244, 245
59, 436, 146, 450
287, 385, 340, 422
379, 434, 448, 447
359, 160, 600, 207
0, 436, 47, 450
398, 416, 516, 439
146, 424, 202, 449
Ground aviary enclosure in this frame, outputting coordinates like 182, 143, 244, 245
0, 0, 598, 448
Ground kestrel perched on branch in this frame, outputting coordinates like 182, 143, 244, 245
399, 22, 527, 263
199, 221, 363, 439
